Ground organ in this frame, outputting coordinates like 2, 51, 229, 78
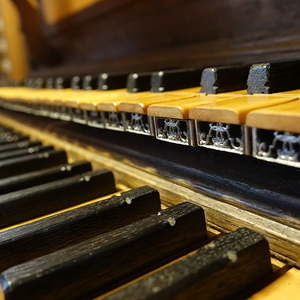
0, 0, 299, 299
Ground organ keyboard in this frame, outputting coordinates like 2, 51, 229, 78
0, 123, 296, 299
1, 0, 300, 299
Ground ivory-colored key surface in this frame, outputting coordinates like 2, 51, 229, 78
118, 92, 197, 114
246, 100, 300, 132
189, 95, 299, 124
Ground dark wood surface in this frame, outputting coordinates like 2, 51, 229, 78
200, 65, 250, 94
127, 72, 152, 93
247, 61, 300, 94
98, 73, 128, 90
104, 228, 272, 300
0, 202, 207, 300
0, 186, 160, 272
0, 145, 53, 161
18, 0, 300, 77
0, 161, 91, 195
0, 149, 67, 179
0, 140, 41, 153
0, 135, 28, 146
0, 169, 116, 228
151, 69, 202, 92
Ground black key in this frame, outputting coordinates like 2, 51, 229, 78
98, 72, 128, 90
0, 140, 41, 153
0, 145, 53, 161
32, 78, 45, 89
0, 135, 28, 146
200, 65, 250, 94
151, 68, 202, 92
55, 77, 72, 89
105, 228, 272, 300
247, 61, 300, 94
0, 186, 160, 271
71, 75, 82, 90
0, 161, 91, 195
46, 78, 54, 89
0, 202, 207, 300
83, 75, 98, 90
0, 149, 67, 179
0, 131, 22, 141
127, 72, 152, 92
0, 169, 116, 228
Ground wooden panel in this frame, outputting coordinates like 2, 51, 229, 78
246, 100, 300, 132
40, 0, 101, 24
0, 0, 28, 80
22, 0, 300, 77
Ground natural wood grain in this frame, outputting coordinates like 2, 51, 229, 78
189, 95, 298, 124
246, 100, 300, 132
0, 186, 160, 271
248, 268, 300, 300
0, 202, 207, 300
103, 228, 272, 300
0, 169, 116, 228
0, 114, 299, 266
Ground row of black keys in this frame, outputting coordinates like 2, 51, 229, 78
6, 60, 300, 94
0, 125, 272, 300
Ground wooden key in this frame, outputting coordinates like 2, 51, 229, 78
103, 228, 272, 300
55, 77, 72, 89
0, 169, 116, 228
0, 149, 68, 179
246, 100, 300, 166
148, 96, 233, 146
0, 145, 53, 161
98, 73, 128, 90
247, 61, 300, 94
0, 202, 206, 300
71, 75, 82, 90
83, 75, 98, 90
0, 161, 91, 195
0, 140, 41, 153
151, 69, 202, 92
189, 95, 299, 154
127, 72, 152, 92
0, 186, 160, 271
0, 134, 28, 145
200, 65, 250, 94
246, 100, 300, 132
